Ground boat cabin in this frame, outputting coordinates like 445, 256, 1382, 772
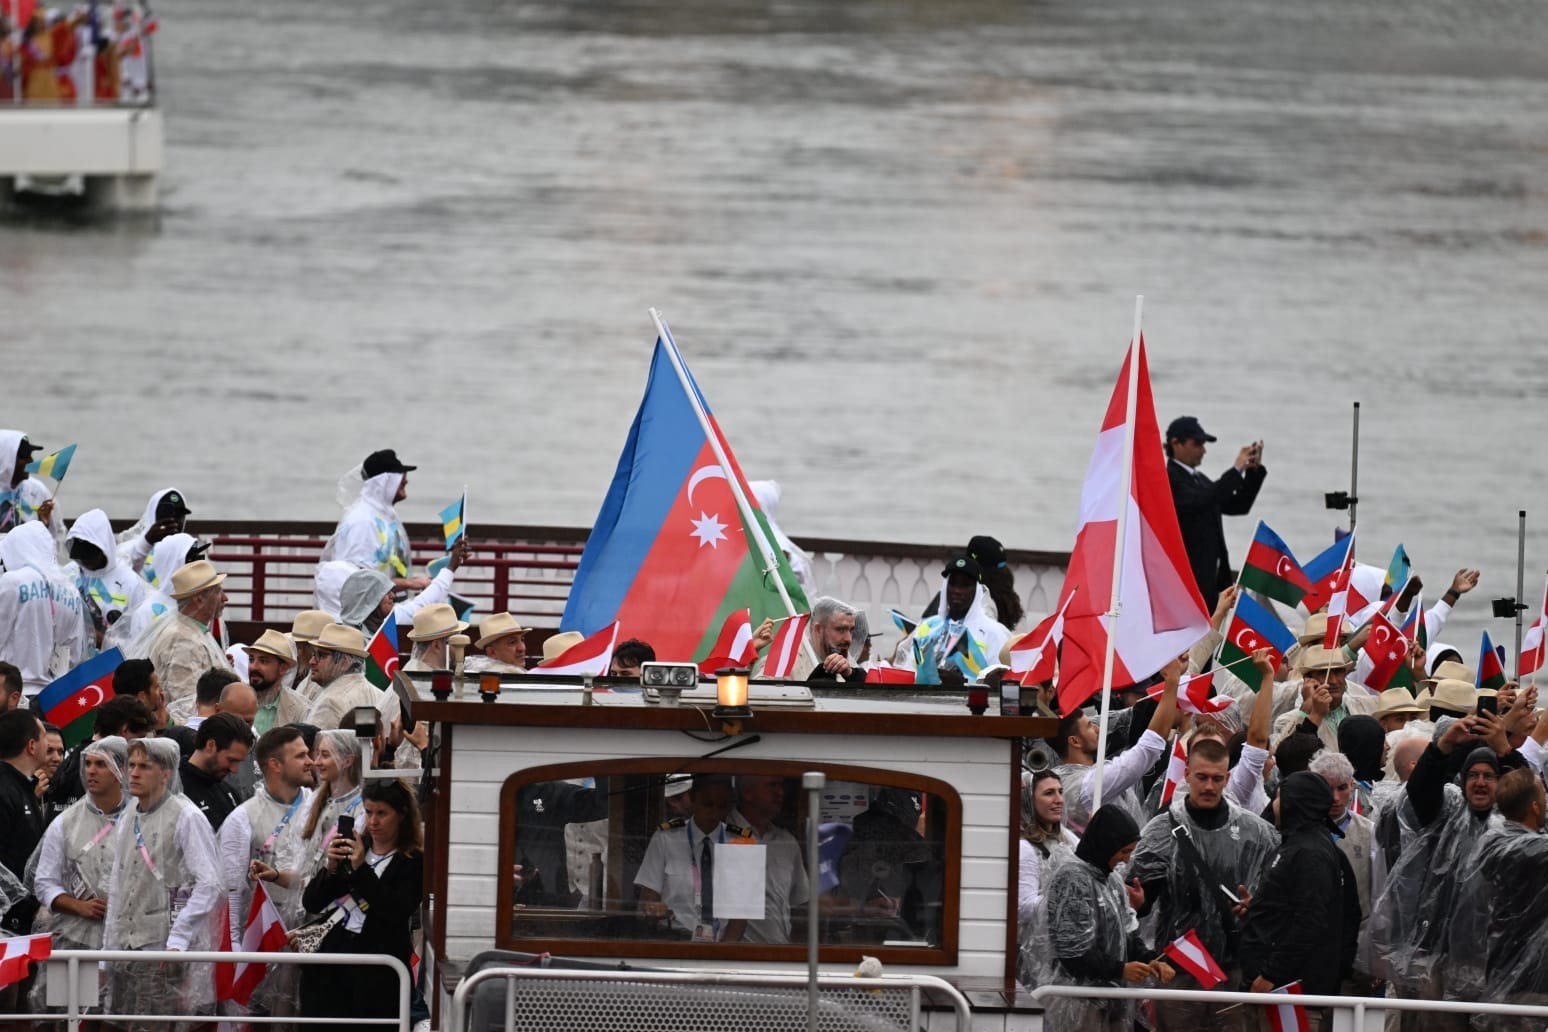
413, 673, 1055, 1029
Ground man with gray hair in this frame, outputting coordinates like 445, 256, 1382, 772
139, 560, 230, 725
301, 624, 386, 732
1310, 748, 1376, 985
751, 597, 865, 683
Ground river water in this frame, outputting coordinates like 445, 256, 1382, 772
4, 0, 1547, 643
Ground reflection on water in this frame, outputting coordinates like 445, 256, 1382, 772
5, 0, 1547, 647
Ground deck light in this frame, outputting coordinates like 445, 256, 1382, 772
713, 667, 752, 723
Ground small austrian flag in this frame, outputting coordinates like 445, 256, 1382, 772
1266, 981, 1310, 1032
0, 933, 51, 989
1162, 928, 1227, 989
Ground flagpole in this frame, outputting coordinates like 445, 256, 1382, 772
1515, 510, 1526, 681
1092, 295, 1144, 813
648, 308, 819, 668
463, 485, 469, 545
1347, 402, 1360, 535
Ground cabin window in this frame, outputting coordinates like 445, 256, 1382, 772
495, 760, 962, 963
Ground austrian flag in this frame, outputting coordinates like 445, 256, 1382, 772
0, 933, 50, 989
697, 608, 758, 673
1159, 735, 1187, 809
1266, 981, 1311, 1032
761, 614, 810, 679
215, 883, 289, 1006
533, 622, 620, 677
1162, 928, 1227, 989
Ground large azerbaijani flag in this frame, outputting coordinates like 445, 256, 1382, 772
39, 648, 123, 748
1238, 521, 1313, 609
1054, 334, 1211, 713
561, 329, 809, 663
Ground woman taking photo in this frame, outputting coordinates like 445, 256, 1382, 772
298, 777, 424, 1028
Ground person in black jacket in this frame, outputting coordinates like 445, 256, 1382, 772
178, 712, 253, 830
0, 709, 46, 1018
1164, 415, 1265, 613
1241, 772, 1359, 1012
299, 776, 424, 1031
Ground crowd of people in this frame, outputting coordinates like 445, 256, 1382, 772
0, 0, 155, 105
0, 422, 1542, 1032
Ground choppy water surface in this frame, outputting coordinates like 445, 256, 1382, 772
5, 0, 1547, 642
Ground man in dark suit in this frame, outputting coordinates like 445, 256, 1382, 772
1165, 415, 1266, 613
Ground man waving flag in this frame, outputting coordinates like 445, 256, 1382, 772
562, 320, 808, 664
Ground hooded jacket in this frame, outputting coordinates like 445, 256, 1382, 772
1240, 771, 1359, 994
0, 429, 64, 540
114, 487, 191, 572
0, 521, 87, 693
110, 533, 201, 654
65, 508, 148, 643
320, 473, 410, 579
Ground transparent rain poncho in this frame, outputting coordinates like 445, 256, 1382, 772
1450, 821, 1548, 1006
1370, 777, 1501, 991
340, 566, 394, 630
319, 469, 410, 579
27, 736, 129, 948
1129, 794, 1279, 971
273, 730, 364, 913
65, 509, 148, 644
1023, 806, 1146, 1032
109, 532, 202, 653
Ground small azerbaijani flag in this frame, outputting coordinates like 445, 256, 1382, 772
1162, 928, 1227, 989
1266, 981, 1311, 1032
0, 933, 51, 990
24, 443, 76, 484
364, 617, 400, 690
1521, 577, 1548, 679
532, 622, 620, 677
39, 648, 123, 748
1239, 522, 1313, 609
1159, 735, 1188, 808
697, 608, 757, 674
762, 613, 810, 679
1219, 594, 1297, 682
1301, 536, 1353, 614
438, 493, 466, 551
1478, 631, 1508, 693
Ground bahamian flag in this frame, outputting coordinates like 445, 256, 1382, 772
561, 323, 809, 664
438, 493, 466, 550
40, 647, 123, 747
951, 634, 991, 681
24, 443, 76, 483
1384, 544, 1411, 595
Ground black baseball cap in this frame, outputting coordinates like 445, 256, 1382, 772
1165, 415, 1217, 443
15, 437, 41, 461
155, 490, 191, 520
362, 449, 417, 480
967, 534, 1007, 570
942, 555, 983, 581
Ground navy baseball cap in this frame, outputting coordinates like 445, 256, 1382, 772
942, 555, 983, 581
1165, 416, 1217, 443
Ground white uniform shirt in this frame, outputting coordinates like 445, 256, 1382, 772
635, 820, 734, 939
219, 785, 312, 942
728, 809, 810, 945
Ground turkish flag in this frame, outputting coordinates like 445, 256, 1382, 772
1054, 335, 1211, 714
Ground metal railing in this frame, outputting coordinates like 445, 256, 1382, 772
448, 966, 972, 1032
189, 519, 1070, 641
1026, 984, 1548, 1032
43, 948, 412, 1032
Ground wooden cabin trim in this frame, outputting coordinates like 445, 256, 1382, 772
416, 699, 1055, 739
431, 722, 455, 968
1002, 738, 1022, 986
494, 756, 966, 966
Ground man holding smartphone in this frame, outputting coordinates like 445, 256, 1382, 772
1164, 416, 1267, 613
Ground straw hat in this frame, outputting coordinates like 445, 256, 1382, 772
1413, 686, 1433, 716
538, 631, 584, 664
1430, 660, 1476, 686
407, 603, 469, 642
1295, 645, 1354, 673
1373, 687, 1423, 719
1298, 613, 1335, 646
476, 612, 528, 650
1428, 678, 1478, 718
244, 629, 297, 665
291, 610, 332, 643
311, 623, 369, 659
168, 560, 226, 600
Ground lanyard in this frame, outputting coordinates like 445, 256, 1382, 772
133, 814, 164, 882
260, 792, 305, 857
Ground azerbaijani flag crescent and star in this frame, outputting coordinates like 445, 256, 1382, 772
364, 618, 400, 690
1219, 593, 1296, 682
1238, 521, 1313, 609
39, 647, 123, 748
561, 329, 809, 664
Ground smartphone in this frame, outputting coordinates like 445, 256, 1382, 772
336, 814, 355, 840
1477, 694, 1500, 718
1219, 883, 1242, 905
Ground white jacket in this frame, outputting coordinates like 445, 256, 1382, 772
0, 521, 86, 694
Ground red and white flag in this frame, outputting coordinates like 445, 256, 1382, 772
697, 608, 757, 673
216, 882, 289, 1006
1265, 981, 1311, 1032
1521, 577, 1548, 679
1009, 590, 1077, 684
1055, 335, 1211, 714
0, 933, 50, 989
532, 622, 620, 677
1162, 928, 1227, 989
1322, 538, 1357, 649
1147, 670, 1232, 715
1159, 735, 1187, 808
761, 613, 810, 678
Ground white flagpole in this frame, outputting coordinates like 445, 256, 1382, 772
462, 485, 469, 544
1092, 295, 1144, 812
648, 308, 819, 668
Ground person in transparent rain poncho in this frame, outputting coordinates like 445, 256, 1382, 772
63, 509, 147, 657
1442, 766, 1548, 1032
1023, 805, 1175, 1032
1371, 700, 1530, 1032
100, 736, 223, 1032
259, 730, 364, 912
26, 736, 130, 1014
222, 726, 315, 1027
1015, 768, 1078, 988
109, 533, 206, 655
318, 452, 422, 591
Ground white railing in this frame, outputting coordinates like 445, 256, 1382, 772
43, 948, 412, 1032
1026, 984, 1548, 1032
448, 966, 973, 1032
